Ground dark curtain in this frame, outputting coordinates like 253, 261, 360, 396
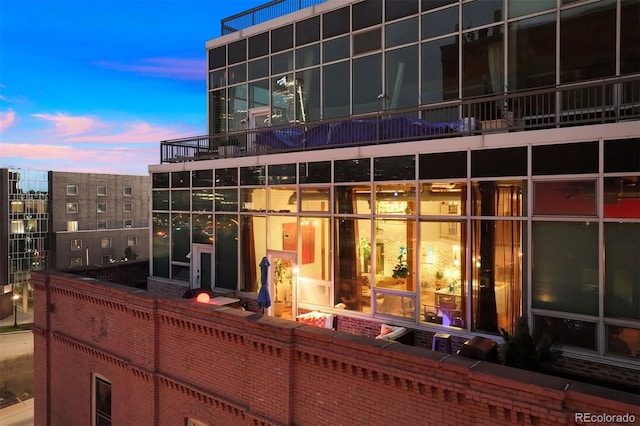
335, 188, 360, 309
460, 186, 468, 326
241, 216, 257, 292
475, 181, 498, 333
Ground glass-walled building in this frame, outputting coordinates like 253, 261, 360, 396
150, 0, 639, 372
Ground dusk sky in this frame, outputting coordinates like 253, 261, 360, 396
0, 0, 265, 175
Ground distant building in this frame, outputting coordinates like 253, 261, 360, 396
0, 169, 149, 319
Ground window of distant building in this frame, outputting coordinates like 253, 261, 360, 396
97, 186, 107, 196
66, 185, 78, 196
66, 203, 78, 214
93, 376, 111, 426
123, 186, 132, 196
67, 221, 79, 231
100, 238, 112, 249
123, 219, 133, 228
97, 220, 107, 230
70, 258, 82, 267
97, 203, 107, 213
123, 203, 133, 212
71, 239, 82, 250
127, 236, 137, 246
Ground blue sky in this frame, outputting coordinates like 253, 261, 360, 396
0, 0, 265, 175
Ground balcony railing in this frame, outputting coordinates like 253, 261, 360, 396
160, 75, 639, 164
221, 0, 327, 35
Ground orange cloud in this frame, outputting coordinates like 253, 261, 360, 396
0, 109, 16, 131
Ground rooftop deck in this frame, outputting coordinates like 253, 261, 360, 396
221, 0, 328, 35
160, 75, 639, 164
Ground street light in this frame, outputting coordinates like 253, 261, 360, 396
12, 294, 20, 328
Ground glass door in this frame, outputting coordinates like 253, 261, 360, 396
247, 106, 270, 154
192, 244, 213, 291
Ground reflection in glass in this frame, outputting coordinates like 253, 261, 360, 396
192, 214, 213, 244
385, 17, 418, 48
215, 215, 238, 290
323, 61, 350, 118
192, 189, 213, 212
353, 53, 381, 114
604, 223, 640, 320
240, 215, 265, 293
295, 67, 321, 122
171, 190, 190, 211
604, 176, 640, 218
215, 189, 238, 212
171, 213, 190, 263
422, 6, 458, 40
606, 325, 639, 358
335, 186, 372, 215
533, 180, 596, 216
534, 315, 596, 350
268, 187, 298, 213
462, 25, 504, 101
241, 188, 266, 212
508, 13, 556, 90
385, 45, 419, 109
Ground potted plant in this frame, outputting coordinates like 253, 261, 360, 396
392, 246, 410, 283
435, 271, 444, 290
498, 316, 562, 372
272, 258, 290, 317
359, 238, 371, 273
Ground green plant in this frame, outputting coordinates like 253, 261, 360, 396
435, 271, 444, 281
359, 238, 371, 261
392, 246, 410, 279
499, 316, 562, 372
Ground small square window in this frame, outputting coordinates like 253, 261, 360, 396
123, 187, 132, 196
70, 257, 82, 267
127, 236, 138, 246
67, 221, 78, 231
71, 239, 82, 250
97, 203, 107, 213
100, 237, 112, 248
97, 186, 107, 196
97, 220, 107, 230
66, 185, 78, 196
123, 219, 133, 228
123, 203, 133, 212
101, 255, 113, 264
66, 203, 78, 214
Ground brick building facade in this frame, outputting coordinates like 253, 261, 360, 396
32, 270, 639, 425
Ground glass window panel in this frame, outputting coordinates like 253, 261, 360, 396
335, 185, 372, 215
268, 187, 298, 213
621, 0, 640, 75
422, 6, 458, 40
323, 36, 350, 63
606, 325, 640, 358
266, 215, 298, 252
152, 173, 169, 189
249, 58, 269, 80
272, 51, 293, 75
508, 13, 556, 91
228, 63, 246, 85
209, 45, 226, 70
604, 177, 640, 218
241, 188, 266, 212
298, 218, 333, 307
323, 6, 350, 38
171, 213, 190, 262
421, 36, 459, 103
215, 189, 238, 212
334, 218, 371, 312
192, 214, 213, 245
560, 0, 616, 83
419, 151, 466, 180
296, 16, 320, 46
386, 0, 418, 21
385, 17, 418, 48
300, 187, 330, 212
268, 163, 296, 185
472, 181, 525, 216
420, 182, 466, 216
295, 43, 320, 68
374, 155, 414, 181
532, 222, 598, 315
271, 74, 297, 126
249, 31, 269, 59
228, 39, 246, 65
373, 219, 417, 291
192, 189, 213, 212
353, 28, 381, 55
271, 24, 293, 53
385, 45, 419, 109
295, 67, 321, 122
95, 378, 111, 424
604, 223, 640, 320
171, 190, 190, 211
532, 142, 599, 175
508, 0, 555, 19
472, 219, 524, 334
323, 61, 351, 119
353, 54, 381, 114
534, 315, 597, 350
462, 0, 504, 29
240, 215, 266, 293
192, 170, 213, 188
209, 89, 227, 134
299, 161, 331, 184
376, 293, 416, 319
462, 25, 504, 99
335, 159, 370, 183
215, 167, 238, 187
419, 220, 467, 328
353, 0, 381, 31
422, 0, 456, 12
604, 138, 640, 173
375, 183, 416, 215
240, 165, 266, 186
534, 180, 596, 216
171, 171, 189, 188
210, 69, 226, 89
215, 215, 238, 290
249, 79, 269, 109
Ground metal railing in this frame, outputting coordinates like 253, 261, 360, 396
221, 0, 327, 35
160, 75, 639, 164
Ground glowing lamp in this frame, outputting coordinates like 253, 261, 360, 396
196, 293, 211, 304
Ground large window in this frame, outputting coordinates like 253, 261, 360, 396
94, 376, 111, 426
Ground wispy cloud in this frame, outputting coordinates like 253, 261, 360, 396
0, 109, 16, 131
32, 112, 108, 137
95, 57, 205, 81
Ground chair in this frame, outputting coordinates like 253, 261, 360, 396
422, 304, 440, 324
432, 333, 452, 354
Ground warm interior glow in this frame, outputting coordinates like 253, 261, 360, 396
196, 293, 210, 304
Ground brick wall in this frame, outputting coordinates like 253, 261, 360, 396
32, 271, 639, 426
